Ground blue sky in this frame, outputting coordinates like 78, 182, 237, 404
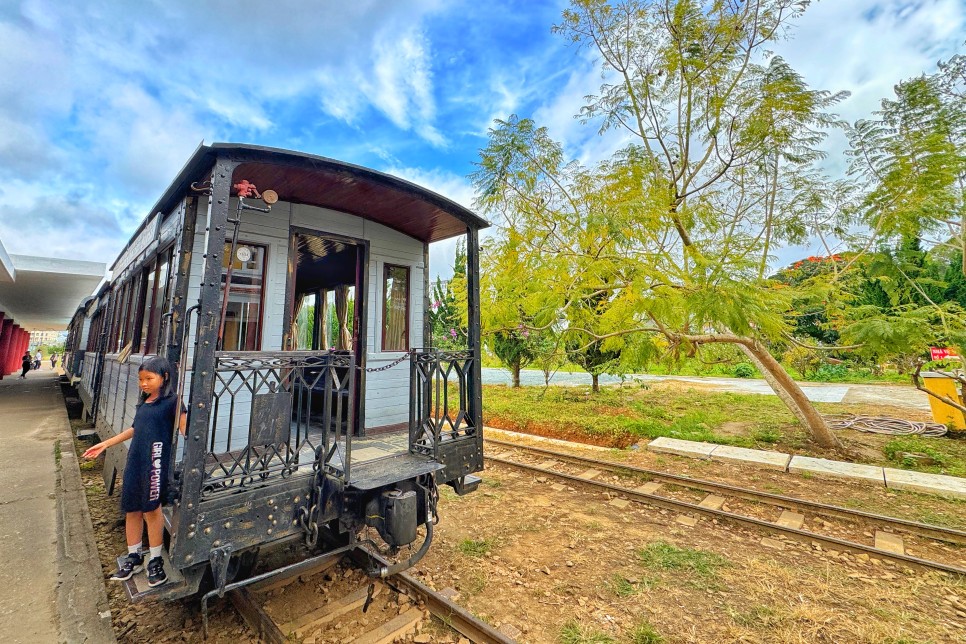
0, 0, 963, 281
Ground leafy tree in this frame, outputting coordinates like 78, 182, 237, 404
430, 240, 467, 350
490, 328, 537, 388
848, 58, 965, 281
474, 1, 849, 448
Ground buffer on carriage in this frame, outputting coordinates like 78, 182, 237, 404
67, 143, 489, 606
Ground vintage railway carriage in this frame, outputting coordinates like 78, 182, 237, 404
63, 296, 94, 383
77, 143, 488, 600
74, 282, 112, 419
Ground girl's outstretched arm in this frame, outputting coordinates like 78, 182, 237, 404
83, 427, 134, 460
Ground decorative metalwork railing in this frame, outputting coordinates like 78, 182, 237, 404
409, 349, 476, 458
198, 350, 354, 499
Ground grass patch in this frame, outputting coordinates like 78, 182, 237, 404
559, 621, 615, 644
883, 436, 966, 478
627, 621, 664, 644
606, 573, 654, 597
483, 384, 796, 448
457, 538, 494, 558
728, 604, 785, 628
636, 541, 728, 578
54, 440, 62, 466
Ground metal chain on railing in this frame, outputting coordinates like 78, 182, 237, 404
363, 350, 415, 373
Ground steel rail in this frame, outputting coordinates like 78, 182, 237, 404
485, 452, 966, 578
227, 548, 515, 644
354, 548, 517, 644
486, 437, 966, 546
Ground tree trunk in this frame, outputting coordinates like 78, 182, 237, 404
591, 373, 599, 393
738, 341, 842, 449
511, 361, 521, 388
672, 331, 843, 450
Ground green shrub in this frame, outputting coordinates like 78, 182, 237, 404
811, 363, 850, 382
733, 363, 756, 378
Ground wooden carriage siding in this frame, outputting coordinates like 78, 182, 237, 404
84, 190, 429, 460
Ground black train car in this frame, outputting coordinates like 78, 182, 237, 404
74, 143, 487, 602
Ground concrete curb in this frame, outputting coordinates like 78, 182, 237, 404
646, 436, 966, 500
55, 406, 116, 643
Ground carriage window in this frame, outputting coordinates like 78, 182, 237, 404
382, 264, 409, 352
143, 248, 173, 354
137, 264, 155, 352
220, 243, 266, 351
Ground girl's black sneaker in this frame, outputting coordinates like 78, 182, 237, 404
110, 553, 144, 581
146, 557, 168, 587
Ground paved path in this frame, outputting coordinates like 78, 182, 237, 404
0, 369, 113, 643
481, 368, 930, 411
0, 370, 63, 642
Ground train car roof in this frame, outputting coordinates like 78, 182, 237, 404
114, 143, 490, 271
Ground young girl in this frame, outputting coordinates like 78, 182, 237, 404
83, 356, 186, 587
19, 352, 30, 379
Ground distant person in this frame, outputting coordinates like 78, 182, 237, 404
34, 350, 42, 370
20, 352, 31, 379
51, 353, 58, 369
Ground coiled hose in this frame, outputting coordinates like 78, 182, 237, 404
824, 414, 948, 437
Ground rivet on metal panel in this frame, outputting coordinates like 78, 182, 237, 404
212, 540, 221, 547
187, 503, 194, 509
187, 531, 195, 539
185, 554, 193, 562
293, 496, 300, 503
204, 527, 212, 535
272, 520, 277, 526
224, 521, 231, 529
268, 499, 275, 506
189, 524, 196, 530
267, 514, 273, 521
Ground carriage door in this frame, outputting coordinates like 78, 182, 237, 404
284, 230, 367, 435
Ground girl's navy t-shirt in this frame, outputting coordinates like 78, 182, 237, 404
121, 394, 179, 512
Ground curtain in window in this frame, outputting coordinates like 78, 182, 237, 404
384, 267, 408, 351
335, 285, 351, 350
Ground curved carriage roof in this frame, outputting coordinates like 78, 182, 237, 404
121, 144, 488, 270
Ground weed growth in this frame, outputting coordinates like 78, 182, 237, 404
559, 621, 615, 644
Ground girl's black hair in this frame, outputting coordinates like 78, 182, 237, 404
137, 356, 175, 404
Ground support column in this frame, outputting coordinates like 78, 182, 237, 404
16, 327, 27, 373
0, 314, 7, 377
9, 325, 23, 374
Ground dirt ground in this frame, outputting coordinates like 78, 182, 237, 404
69, 391, 966, 643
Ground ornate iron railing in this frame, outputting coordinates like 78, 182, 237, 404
409, 349, 476, 458
198, 350, 354, 499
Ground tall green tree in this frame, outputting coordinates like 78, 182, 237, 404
848, 58, 966, 279
475, 1, 848, 448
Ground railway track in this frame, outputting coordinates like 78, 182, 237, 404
485, 437, 966, 578
223, 549, 515, 643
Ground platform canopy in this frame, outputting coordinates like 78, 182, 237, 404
0, 239, 106, 331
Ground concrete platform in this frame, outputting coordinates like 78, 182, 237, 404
648, 437, 718, 459
709, 445, 791, 470
0, 370, 114, 642
884, 468, 966, 500
787, 456, 885, 485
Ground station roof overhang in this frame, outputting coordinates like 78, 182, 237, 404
0, 241, 107, 331
115, 143, 490, 271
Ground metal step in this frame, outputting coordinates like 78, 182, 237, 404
117, 550, 203, 603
